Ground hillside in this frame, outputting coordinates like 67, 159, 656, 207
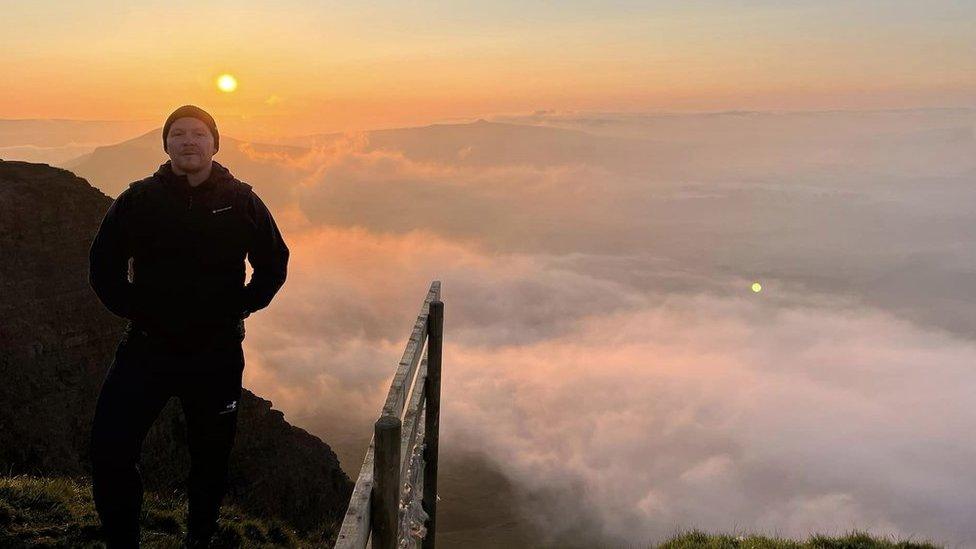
0, 159, 352, 536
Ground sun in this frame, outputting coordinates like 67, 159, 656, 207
216, 74, 238, 93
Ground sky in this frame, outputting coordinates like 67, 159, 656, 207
2, 1, 975, 136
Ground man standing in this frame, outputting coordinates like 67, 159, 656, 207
88, 105, 289, 548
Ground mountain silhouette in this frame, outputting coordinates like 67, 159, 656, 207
63, 130, 305, 205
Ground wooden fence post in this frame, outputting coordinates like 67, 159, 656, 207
422, 300, 443, 548
372, 415, 401, 549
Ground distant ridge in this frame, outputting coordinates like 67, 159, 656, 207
61, 129, 308, 201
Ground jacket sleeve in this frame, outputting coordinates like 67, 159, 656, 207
89, 191, 137, 320
241, 191, 289, 316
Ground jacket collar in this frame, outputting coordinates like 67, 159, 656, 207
155, 159, 233, 194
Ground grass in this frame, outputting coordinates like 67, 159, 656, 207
654, 528, 942, 548
0, 475, 340, 548
0, 476, 945, 548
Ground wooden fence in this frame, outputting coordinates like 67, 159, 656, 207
335, 281, 444, 549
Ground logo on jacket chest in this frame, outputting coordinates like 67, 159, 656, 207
137, 202, 245, 256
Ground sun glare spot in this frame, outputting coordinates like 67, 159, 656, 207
217, 74, 238, 93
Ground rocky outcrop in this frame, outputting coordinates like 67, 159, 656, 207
0, 159, 352, 533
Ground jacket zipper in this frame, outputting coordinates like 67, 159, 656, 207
188, 194, 193, 211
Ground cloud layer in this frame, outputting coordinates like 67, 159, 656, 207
222, 111, 976, 546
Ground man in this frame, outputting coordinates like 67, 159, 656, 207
88, 105, 289, 548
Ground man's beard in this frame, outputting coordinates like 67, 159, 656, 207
174, 153, 208, 173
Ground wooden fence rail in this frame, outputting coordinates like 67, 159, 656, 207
335, 281, 444, 549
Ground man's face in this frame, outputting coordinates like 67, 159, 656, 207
165, 117, 216, 174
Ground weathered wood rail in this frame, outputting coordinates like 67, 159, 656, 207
335, 281, 444, 549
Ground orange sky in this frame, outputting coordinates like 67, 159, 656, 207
3, 1, 974, 136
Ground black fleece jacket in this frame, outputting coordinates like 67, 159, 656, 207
89, 160, 289, 346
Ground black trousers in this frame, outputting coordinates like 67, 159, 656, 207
90, 327, 244, 548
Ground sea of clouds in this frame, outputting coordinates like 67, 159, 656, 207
215, 109, 975, 546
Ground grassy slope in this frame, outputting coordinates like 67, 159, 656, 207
0, 475, 339, 548
0, 475, 943, 548
656, 529, 941, 549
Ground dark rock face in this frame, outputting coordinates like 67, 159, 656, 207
0, 159, 352, 533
